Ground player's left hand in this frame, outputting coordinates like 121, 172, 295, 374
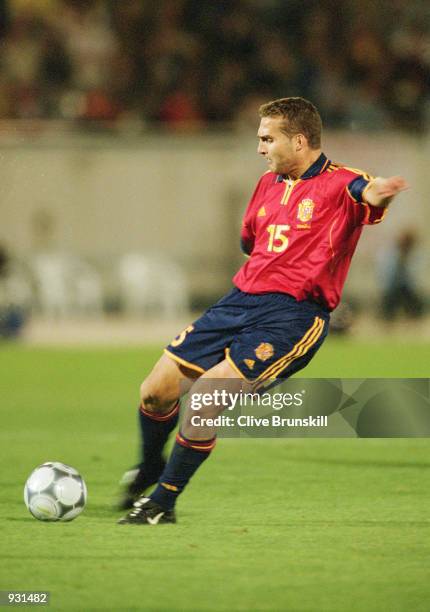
364, 176, 409, 207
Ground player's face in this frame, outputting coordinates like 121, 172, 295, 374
257, 117, 297, 174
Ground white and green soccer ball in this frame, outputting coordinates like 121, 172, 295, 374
24, 462, 87, 522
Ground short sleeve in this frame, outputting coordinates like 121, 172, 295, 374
345, 174, 388, 226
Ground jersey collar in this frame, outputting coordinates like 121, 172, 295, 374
276, 153, 329, 182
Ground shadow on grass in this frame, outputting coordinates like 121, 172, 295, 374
84, 504, 123, 519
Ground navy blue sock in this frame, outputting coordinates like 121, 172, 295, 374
138, 401, 180, 473
149, 432, 216, 510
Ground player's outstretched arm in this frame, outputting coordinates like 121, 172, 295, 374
363, 176, 408, 208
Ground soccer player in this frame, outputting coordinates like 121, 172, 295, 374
118, 97, 407, 525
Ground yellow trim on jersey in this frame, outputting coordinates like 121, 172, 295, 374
163, 349, 205, 374
346, 177, 389, 223
259, 317, 325, 383
335, 164, 373, 182
281, 179, 300, 206
346, 178, 373, 205
371, 206, 388, 224
347, 168, 372, 181
346, 185, 360, 203
363, 204, 388, 225
362, 203, 371, 224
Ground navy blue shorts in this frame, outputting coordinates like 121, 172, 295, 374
165, 288, 330, 384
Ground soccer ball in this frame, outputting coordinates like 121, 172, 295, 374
24, 462, 87, 522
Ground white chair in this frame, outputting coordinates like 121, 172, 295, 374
118, 253, 189, 319
30, 253, 103, 317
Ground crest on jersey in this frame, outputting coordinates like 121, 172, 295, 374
297, 199, 315, 223
255, 342, 274, 362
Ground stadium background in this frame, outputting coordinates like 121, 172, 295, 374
1, 1, 430, 611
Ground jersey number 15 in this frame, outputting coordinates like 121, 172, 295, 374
267, 224, 290, 253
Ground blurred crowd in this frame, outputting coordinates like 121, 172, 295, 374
0, 0, 430, 132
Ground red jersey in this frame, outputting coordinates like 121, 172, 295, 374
233, 153, 387, 310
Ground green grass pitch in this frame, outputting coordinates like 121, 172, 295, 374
1, 338, 430, 611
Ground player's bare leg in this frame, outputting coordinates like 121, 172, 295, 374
119, 358, 249, 524
180, 359, 252, 440
118, 353, 200, 509
140, 352, 200, 415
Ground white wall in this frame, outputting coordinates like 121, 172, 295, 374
1, 131, 428, 298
